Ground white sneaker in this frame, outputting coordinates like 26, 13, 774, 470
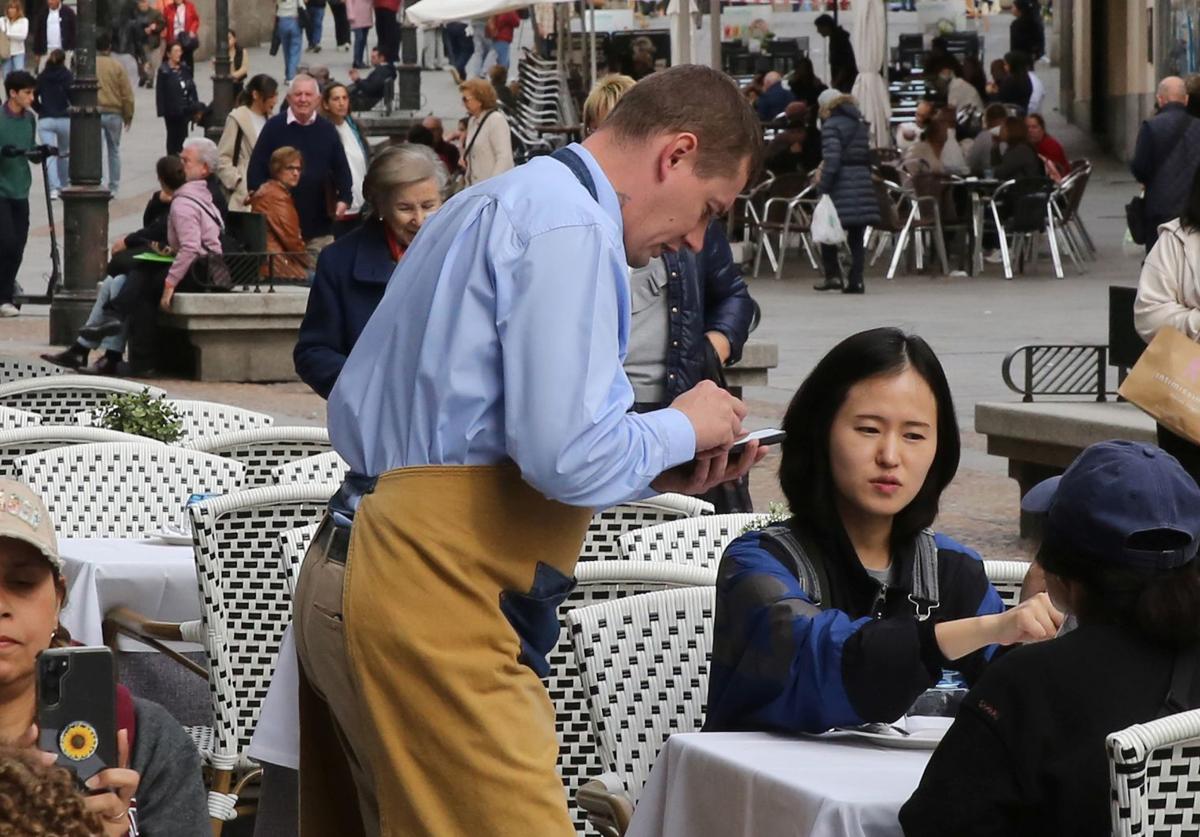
0, 303, 19, 317
50, 189, 60, 200
339, 43, 350, 52
948, 269, 968, 277
984, 249, 1004, 264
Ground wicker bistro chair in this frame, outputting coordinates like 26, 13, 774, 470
0, 427, 157, 478
616, 513, 763, 570
0, 375, 166, 424
983, 560, 1031, 609
75, 399, 275, 443
548, 561, 717, 834
748, 173, 821, 280
278, 522, 320, 595
0, 354, 72, 384
989, 177, 1082, 280
0, 406, 43, 429
270, 450, 349, 486
187, 427, 332, 487
104, 485, 335, 834
567, 586, 716, 837
14, 442, 245, 538
1108, 708, 1200, 836
579, 494, 714, 562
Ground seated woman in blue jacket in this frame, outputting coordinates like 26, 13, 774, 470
705, 327, 1064, 734
294, 143, 445, 398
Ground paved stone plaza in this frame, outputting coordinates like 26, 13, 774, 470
0, 21, 1148, 560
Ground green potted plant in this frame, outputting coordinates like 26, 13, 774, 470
95, 389, 185, 444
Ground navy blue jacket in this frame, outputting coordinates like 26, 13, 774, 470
657, 221, 756, 401
755, 82, 794, 122
705, 519, 1003, 734
34, 65, 73, 119
294, 220, 396, 398
1130, 103, 1200, 227
155, 62, 197, 119
820, 99, 880, 228
247, 112, 354, 240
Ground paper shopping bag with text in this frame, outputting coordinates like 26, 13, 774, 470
1119, 326, 1200, 445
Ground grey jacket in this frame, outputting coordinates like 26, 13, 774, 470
819, 97, 880, 228
131, 697, 209, 836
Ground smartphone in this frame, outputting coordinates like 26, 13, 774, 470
730, 428, 787, 456
36, 647, 117, 784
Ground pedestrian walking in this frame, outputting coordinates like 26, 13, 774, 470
442, 20, 472, 82
467, 15, 491, 76
225, 28, 248, 99
813, 89, 879, 294
29, 0, 74, 73
459, 77, 513, 185
346, 0, 372, 68
293, 64, 764, 836
373, 0, 400, 63
329, 0, 351, 51
305, 0, 326, 53
216, 73, 278, 211
1131, 76, 1200, 253
32, 49, 70, 198
161, 0, 199, 71
275, 0, 304, 83
485, 11, 520, 72
0, 0, 29, 76
125, 0, 164, 88
156, 41, 199, 155
0, 70, 35, 318
96, 31, 134, 199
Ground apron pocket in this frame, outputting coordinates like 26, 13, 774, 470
499, 562, 578, 677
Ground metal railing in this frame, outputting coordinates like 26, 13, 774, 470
1001, 344, 1117, 402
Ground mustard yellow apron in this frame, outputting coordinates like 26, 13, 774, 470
295, 464, 593, 836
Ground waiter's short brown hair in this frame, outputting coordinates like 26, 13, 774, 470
598, 64, 762, 178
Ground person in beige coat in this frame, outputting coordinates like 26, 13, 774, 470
1134, 166, 1200, 477
216, 73, 278, 210
459, 77, 513, 185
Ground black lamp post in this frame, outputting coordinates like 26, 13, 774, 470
207, 0, 234, 141
48, 0, 108, 344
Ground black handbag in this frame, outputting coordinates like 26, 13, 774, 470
1126, 195, 1146, 246
270, 17, 281, 55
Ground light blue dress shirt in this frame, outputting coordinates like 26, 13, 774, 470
326, 144, 697, 509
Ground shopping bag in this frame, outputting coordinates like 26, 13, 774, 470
1119, 326, 1200, 445
812, 194, 846, 246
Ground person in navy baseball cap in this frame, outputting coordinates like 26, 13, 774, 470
901, 440, 1200, 836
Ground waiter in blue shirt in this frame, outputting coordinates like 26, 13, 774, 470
294, 65, 766, 836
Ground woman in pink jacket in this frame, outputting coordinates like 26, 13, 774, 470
347, 0, 373, 68
159, 145, 224, 312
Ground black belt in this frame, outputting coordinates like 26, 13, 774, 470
314, 516, 351, 565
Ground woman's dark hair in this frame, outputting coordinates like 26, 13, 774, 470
989, 58, 1008, 84
790, 56, 816, 86
1004, 50, 1031, 77
156, 154, 186, 191
46, 48, 65, 67
1180, 166, 1200, 233
240, 73, 278, 107
322, 81, 350, 105
779, 328, 960, 546
1039, 540, 1200, 648
1001, 115, 1029, 146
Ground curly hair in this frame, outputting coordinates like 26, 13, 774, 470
0, 745, 102, 836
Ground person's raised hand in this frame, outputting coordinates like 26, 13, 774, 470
110, 237, 126, 254
83, 729, 140, 837
989, 592, 1063, 646
668, 380, 747, 455
651, 439, 768, 495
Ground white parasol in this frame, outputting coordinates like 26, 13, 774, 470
850, 0, 892, 149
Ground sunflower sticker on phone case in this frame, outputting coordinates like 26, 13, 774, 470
59, 722, 99, 762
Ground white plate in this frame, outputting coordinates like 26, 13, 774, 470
146, 529, 193, 546
827, 717, 952, 750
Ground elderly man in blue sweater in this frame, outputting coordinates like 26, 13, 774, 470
247, 74, 353, 249
755, 71, 794, 122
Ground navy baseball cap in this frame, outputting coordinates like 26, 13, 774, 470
1021, 440, 1200, 570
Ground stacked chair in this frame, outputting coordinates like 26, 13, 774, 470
508, 48, 570, 161
188, 427, 333, 487
0, 376, 165, 423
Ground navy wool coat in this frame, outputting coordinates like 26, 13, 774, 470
819, 99, 880, 229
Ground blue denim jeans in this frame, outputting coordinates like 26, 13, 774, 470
79, 274, 129, 353
100, 112, 123, 196
306, 5, 326, 47
0, 54, 24, 76
469, 20, 492, 76
353, 26, 370, 66
277, 15, 303, 81
37, 117, 70, 192
492, 40, 510, 71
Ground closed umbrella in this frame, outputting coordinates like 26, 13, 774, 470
850, 0, 891, 149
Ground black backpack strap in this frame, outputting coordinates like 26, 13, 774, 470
758, 524, 829, 608
908, 529, 941, 621
232, 120, 245, 169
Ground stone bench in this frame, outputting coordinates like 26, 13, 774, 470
159, 289, 310, 383
975, 401, 1155, 536
158, 289, 780, 387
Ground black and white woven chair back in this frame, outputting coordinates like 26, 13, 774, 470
568, 586, 716, 805
0, 375, 166, 423
547, 562, 715, 833
270, 450, 349, 486
982, 560, 1030, 610
188, 427, 333, 487
0, 354, 73, 384
16, 441, 245, 538
0, 406, 43, 430
0, 427, 154, 478
617, 513, 763, 569
1108, 708, 1200, 836
579, 493, 714, 562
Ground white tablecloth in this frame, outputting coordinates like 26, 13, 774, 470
248, 624, 300, 769
58, 538, 199, 650
626, 732, 934, 837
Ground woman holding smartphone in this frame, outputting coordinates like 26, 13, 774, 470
0, 479, 208, 835
705, 328, 1063, 734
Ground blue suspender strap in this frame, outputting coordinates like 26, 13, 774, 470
550, 147, 599, 204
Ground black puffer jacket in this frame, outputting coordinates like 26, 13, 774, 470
156, 62, 198, 119
819, 97, 880, 228
657, 220, 756, 400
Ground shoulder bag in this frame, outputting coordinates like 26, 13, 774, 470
461, 108, 496, 167
175, 194, 243, 291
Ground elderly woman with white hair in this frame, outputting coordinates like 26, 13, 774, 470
295, 143, 446, 397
